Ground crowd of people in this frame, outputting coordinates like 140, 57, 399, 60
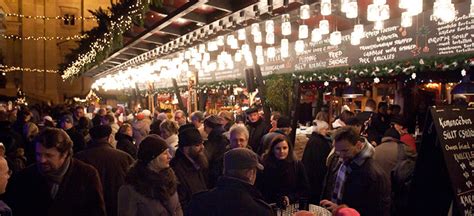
0, 100, 418, 216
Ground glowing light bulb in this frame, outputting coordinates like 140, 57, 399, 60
281, 39, 289, 58
330, 31, 342, 45
299, 25, 309, 39
311, 28, 322, 43
319, 19, 330, 34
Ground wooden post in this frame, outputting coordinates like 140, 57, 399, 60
172, 78, 187, 115
289, 80, 301, 144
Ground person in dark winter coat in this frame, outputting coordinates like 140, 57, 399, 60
203, 115, 229, 188
116, 123, 137, 159
301, 120, 332, 204
118, 135, 182, 216
170, 124, 208, 214
4, 128, 106, 216
257, 135, 309, 207
188, 148, 274, 216
245, 107, 270, 155
320, 127, 390, 216
60, 115, 86, 154
370, 102, 391, 145
76, 125, 134, 216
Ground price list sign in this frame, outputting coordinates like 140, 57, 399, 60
431, 107, 474, 215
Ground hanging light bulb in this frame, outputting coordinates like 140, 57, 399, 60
245, 55, 253, 67
208, 41, 218, 51
367, 4, 378, 21
341, 0, 350, 13
311, 28, 322, 43
321, 0, 332, 16
242, 44, 250, 53
407, 0, 423, 15
401, 12, 412, 27
234, 51, 242, 62
227, 35, 235, 46
281, 39, 289, 58
346, 1, 358, 18
254, 31, 262, 43
217, 36, 225, 46
256, 46, 264, 57
230, 38, 239, 49
300, 4, 311, 19
238, 28, 246, 40
330, 31, 342, 45
265, 20, 274, 33
199, 44, 206, 53
354, 24, 364, 38
281, 14, 292, 36
266, 32, 275, 45
251, 23, 260, 35
380, 4, 390, 20
374, 20, 384, 30
470, 1, 474, 17
299, 25, 309, 39
319, 19, 330, 34
295, 40, 305, 54
350, 32, 360, 45
203, 52, 210, 62
267, 47, 276, 58
399, 0, 410, 9
433, 0, 456, 23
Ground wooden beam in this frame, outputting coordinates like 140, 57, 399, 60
159, 26, 182, 37
206, 0, 233, 13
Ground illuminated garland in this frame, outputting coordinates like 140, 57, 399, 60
61, 0, 162, 80
5, 13, 97, 21
0, 34, 88, 41
0, 65, 59, 73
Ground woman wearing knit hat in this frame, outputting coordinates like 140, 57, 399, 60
118, 134, 183, 216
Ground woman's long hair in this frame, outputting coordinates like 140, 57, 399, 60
262, 135, 296, 164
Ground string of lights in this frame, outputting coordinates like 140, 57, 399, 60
5, 13, 98, 21
0, 34, 88, 41
62, 0, 147, 79
0, 65, 59, 73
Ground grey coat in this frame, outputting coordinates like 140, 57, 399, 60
118, 185, 183, 216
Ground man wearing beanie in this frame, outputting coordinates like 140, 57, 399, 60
118, 135, 182, 215
76, 125, 134, 216
170, 124, 208, 214
188, 148, 273, 216
245, 107, 270, 155
203, 115, 230, 188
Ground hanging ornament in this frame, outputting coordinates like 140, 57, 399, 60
238, 28, 246, 40
401, 12, 412, 27
281, 14, 292, 36
295, 40, 305, 54
267, 47, 276, 58
433, 0, 456, 23
266, 32, 275, 45
300, 4, 311, 19
354, 24, 364, 38
411, 73, 417, 79
253, 31, 262, 43
461, 69, 467, 77
350, 32, 361, 45
330, 31, 342, 45
311, 28, 322, 43
324, 81, 329, 86
419, 59, 425, 65
346, 1, 358, 18
281, 39, 289, 58
217, 36, 225, 46
407, 0, 423, 16
319, 19, 330, 34
374, 77, 380, 83
251, 23, 260, 35
265, 20, 274, 32
321, 0, 332, 16
299, 25, 309, 39
470, 1, 474, 17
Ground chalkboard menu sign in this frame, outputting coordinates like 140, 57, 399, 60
151, 1, 473, 88
431, 106, 474, 215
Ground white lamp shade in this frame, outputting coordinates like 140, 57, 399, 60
330, 31, 342, 45
267, 47, 276, 58
295, 40, 305, 54
299, 25, 309, 39
300, 4, 311, 19
281, 39, 289, 58
311, 28, 322, 43
319, 19, 330, 34
266, 32, 275, 45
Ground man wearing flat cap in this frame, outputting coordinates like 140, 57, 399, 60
203, 115, 230, 188
188, 148, 274, 216
170, 124, 208, 214
76, 125, 134, 216
245, 107, 270, 155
